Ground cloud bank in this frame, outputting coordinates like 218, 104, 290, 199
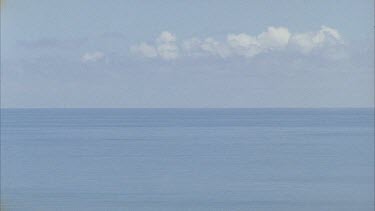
131, 26, 343, 60
131, 31, 179, 60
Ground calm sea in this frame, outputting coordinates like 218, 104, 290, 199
1, 108, 374, 211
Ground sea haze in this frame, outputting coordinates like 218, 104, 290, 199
1, 108, 374, 211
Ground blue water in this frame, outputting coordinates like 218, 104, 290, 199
1, 108, 374, 211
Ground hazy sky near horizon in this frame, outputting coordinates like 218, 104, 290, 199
1, 0, 374, 108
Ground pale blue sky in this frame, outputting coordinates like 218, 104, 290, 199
1, 0, 374, 107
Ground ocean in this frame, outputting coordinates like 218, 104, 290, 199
1, 108, 374, 211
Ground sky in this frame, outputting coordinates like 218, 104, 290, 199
1, 0, 374, 108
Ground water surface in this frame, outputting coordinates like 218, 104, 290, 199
1, 108, 374, 210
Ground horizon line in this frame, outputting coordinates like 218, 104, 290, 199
1, 107, 374, 109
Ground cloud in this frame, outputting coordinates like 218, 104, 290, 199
200, 38, 231, 58
227, 33, 261, 58
131, 26, 343, 60
289, 25, 342, 53
130, 42, 158, 58
181, 37, 231, 58
81, 51, 105, 63
257, 26, 291, 49
131, 31, 179, 60
156, 31, 179, 60
157, 31, 177, 43
181, 38, 203, 56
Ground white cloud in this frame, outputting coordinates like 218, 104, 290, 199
227, 33, 261, 58
257, 26, 291, 49
131, 31, 179, 60
130, 42, 157, 58
131, 26, 343, 60
200, 38, 231, 58
157, 31, 177, 43
290, 25, 342, 53
156, 31, 179, 60
182, 38, 203, 56
181, 37, 231, 58
157, 42, 179, 60
225, 27, 291, 58
81, 51, 105, 63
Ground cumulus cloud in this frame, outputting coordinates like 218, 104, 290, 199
201, 38, 231, 58
257, 26, 291, 49
130, 42, 158, 58
81, 51, 105, 63
290, 25, 342, 53
131, 26, 343, 60
182, 38, 203, 56
131, 31, 179, 60
227, 33, 261, 58
157, 31, 177, 43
